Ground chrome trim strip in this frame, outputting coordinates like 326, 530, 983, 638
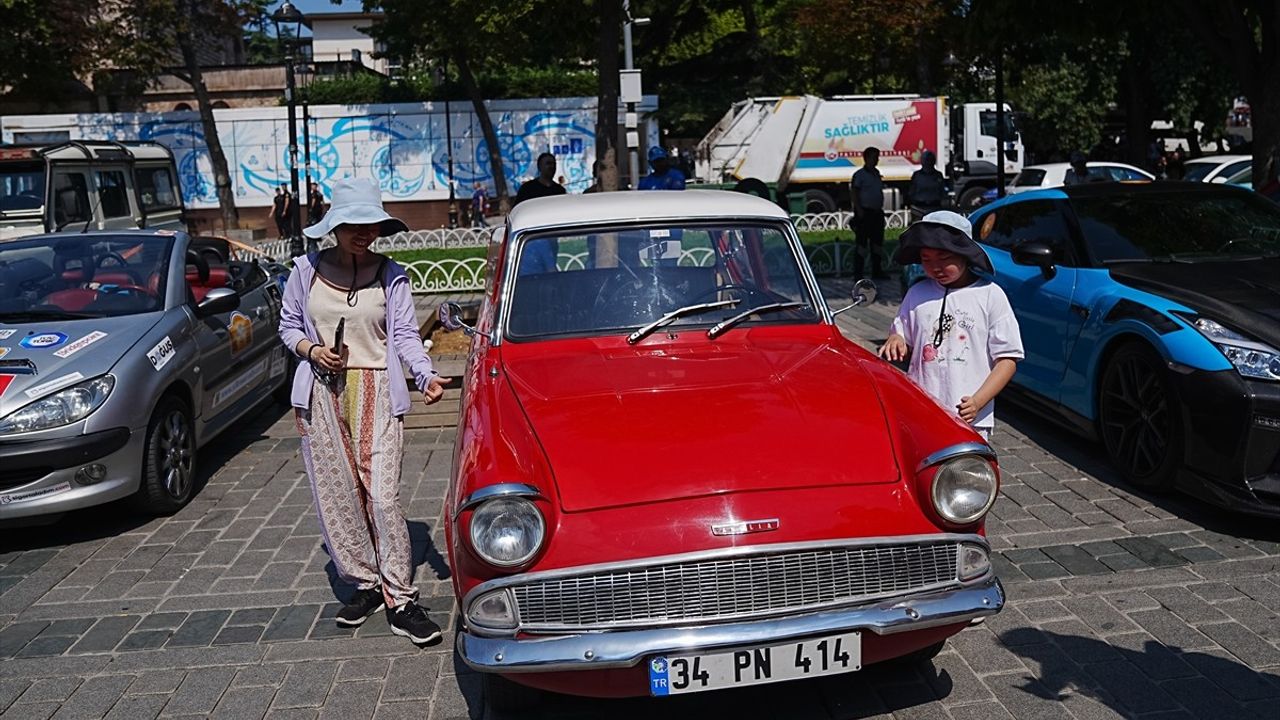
459, 578, 1004, 673
456, 483, 544, 515
462, 533, 988, 628
915, 442, 997, 474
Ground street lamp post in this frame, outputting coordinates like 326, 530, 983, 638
273, 1, 306, 256
299, 61, 317, 251
995, 51, 1006, 199
622, 2, 649, 190
435, 63, 458, 228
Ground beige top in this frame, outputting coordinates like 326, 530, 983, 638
307, 276, 388, 369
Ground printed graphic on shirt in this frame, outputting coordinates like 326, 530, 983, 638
229, 312, 253, 354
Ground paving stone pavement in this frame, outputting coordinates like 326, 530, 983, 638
2, 279, 1279, 720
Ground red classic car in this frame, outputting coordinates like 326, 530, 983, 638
438, 190, 1003, 709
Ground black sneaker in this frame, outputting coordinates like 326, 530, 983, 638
336, 587, 385, 627
387, 602, 442, 644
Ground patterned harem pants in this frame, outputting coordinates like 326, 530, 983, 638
296, 369, 417, 608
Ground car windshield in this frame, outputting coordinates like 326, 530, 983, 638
506, 222, 821, 340
0, 164, 45, 214
1072, 191, 1280, 262
0, 234, 171, 319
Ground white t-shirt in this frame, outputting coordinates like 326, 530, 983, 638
890, 278, 1024, 428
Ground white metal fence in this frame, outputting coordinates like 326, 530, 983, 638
256, 213, 897, 293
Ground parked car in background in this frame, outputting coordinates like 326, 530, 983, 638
440, 190, 1004, 709
976, 162, 1154, 206
0, 230, 291, 521
1181, 154, 1251, 184
968, 183, 1280, 517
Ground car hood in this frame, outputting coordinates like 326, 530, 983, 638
501, 328, 901, 513
1108, 258, 1280, 348
0, 314, 161, 415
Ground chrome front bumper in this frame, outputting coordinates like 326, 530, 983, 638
459, 577, 1003, 673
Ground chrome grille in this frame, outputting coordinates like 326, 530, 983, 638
511, 542, 961, 631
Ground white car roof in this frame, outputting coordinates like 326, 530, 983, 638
506, 189, 789, 233
1023, 162, 1148, 172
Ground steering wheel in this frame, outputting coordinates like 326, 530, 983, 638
95, 252, 144, 284
691, 283, 771, 304
592, 272, 684, 327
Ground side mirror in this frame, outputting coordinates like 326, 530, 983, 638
195, 287, 239, 318
832, 279, 878, 316
437, 301, 486, 338
1012, 240, 1057, 279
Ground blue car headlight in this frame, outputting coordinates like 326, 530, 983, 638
0, 374, 116, 435
1184, 316, 1280, 381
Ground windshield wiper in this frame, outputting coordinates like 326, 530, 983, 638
627, 299, 740, 344
0, 310, 100, 322
707, 302, 805, 339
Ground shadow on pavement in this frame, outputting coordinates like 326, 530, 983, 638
0, 400, 290, 552
1002, 628, 1280, 719
998, 401, 1280, 542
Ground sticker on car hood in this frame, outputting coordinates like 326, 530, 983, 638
0, 482, 72, 505
53, 331, 107, 359
0, 374, 13, 399
0, 329, 14, 339
147, 335, 176, 371
20, 332, 67, 349
0, 347, 8, 359
24, 372, 84, 399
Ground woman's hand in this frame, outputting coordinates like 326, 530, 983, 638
423, 375, 453, 405
879, 334, 910, 362
308, 344, 344, 373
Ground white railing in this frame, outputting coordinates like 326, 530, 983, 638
253, 214, 896, 293
790, 210, 912, 231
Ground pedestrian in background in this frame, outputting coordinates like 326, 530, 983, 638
880, 211, 1023, 441
638, 146, 687, 190
850, 147, 887, 279
470, 183, 489, 227
307, 182, 326, 226
514, 153, 566, 206
270, 186, 289, 239
1064, 152, 1104, 185
278, 178, 451, 645
908, 149, 946, 221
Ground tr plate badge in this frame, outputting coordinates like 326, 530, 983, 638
711, 518, 780, 536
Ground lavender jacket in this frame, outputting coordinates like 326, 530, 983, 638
278, 252, 436, 417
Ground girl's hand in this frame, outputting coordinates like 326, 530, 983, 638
423, 375, 453, 405
957, 395, 980, 423
309, 344, 344, 372
879, 334, 910, 362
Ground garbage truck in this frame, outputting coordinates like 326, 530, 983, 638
695, 95, 1023, 213
0, 141, 185, 242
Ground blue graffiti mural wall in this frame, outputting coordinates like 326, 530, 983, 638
0, 97, 659, 209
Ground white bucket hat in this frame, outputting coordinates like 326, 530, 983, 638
302, 178, 409, 239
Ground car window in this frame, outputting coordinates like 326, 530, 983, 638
1181, 162, 1217, 182
0, 163, 44, 212
1013, 169, 1046, 187
52, 171, 91, 228
977, 200, 1074, 262
1072, 190, 1280, 262
135, 166, 179, 211
0, 234, 172, 319
1103, 166, 1147, 181
95, 170, 131, 218
1220, 160, 1250, 179
506, 222, 819, 340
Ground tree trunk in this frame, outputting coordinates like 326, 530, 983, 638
596, 0, 621, 192
175, 22, 238, 232
1120, 52, 1152, 168
1254, 81, 1279, 186
453, 50, 510, 213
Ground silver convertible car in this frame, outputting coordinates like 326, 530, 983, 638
0, 230, 291, 520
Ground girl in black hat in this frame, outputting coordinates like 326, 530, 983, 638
879, 211, 1024, 441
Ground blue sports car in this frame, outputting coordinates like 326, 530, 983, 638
966, 183, 1280, 516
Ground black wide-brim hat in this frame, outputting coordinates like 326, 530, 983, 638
892, 210, 993, 273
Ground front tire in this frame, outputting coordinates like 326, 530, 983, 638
803, 189, 837, 214
483, 674, 543, 712
135, 395, 197, 514
1098, 343, 1180, 492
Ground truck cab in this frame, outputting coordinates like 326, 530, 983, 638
951, 103, 1022, 210
0, 141, 185, 243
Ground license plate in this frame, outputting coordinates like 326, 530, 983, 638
648, 631, 861, 696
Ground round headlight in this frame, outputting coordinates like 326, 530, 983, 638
931, 455, 998, 524
469, 497, 546, 567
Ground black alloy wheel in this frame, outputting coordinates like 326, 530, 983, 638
136, 395, 197, 514
1098, 343, 1180, 491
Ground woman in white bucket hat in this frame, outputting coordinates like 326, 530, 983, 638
279, 178, 449, 644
